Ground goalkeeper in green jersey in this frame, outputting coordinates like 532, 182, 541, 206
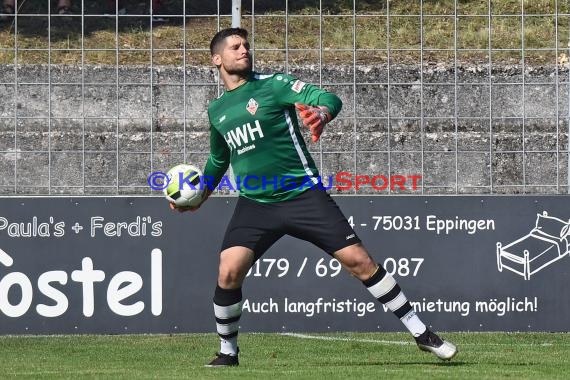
171, 27, 457, 366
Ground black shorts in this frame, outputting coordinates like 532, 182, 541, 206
221, 189, 361, 260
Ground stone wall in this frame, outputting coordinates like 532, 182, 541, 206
0, 63, 568, 194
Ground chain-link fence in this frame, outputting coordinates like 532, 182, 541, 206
0, 1, 569, 195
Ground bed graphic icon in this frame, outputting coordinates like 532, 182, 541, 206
496, 211, 570, 280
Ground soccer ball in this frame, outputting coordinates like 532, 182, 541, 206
163, 164, 204, 207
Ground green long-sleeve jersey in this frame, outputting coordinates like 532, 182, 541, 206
204, 72, 342, 203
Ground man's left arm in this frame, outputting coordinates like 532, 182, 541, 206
274, 75, 342, 142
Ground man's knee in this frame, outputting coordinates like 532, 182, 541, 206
334, 243, 377, 280
217, 266, 246, 288
217, 246, 254, 288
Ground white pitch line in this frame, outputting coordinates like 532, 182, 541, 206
281, 332, 412, 345
281, 332, 559, 347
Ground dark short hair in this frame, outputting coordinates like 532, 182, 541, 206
210, 28, 249, 56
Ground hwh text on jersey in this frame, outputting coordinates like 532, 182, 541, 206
224, 120, 264, 150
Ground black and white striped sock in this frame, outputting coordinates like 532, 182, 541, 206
362, 265, 427, 337
213, 285, 242, 355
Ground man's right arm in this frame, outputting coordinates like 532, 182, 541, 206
203, 126, 230, 195
170, 120, 230, 212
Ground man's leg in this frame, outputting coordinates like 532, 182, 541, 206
206, 195, 284, 367
334, 243, 458, 360
206, 246, 255, 367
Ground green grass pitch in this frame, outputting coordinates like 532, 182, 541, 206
0, 332, 569, 379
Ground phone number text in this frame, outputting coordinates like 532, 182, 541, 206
246, 257, 424, 278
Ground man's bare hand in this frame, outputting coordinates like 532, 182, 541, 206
169, 202, 200, 213
168, 188, 211, 213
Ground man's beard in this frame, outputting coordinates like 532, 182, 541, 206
226, 57, 252, 76
226, 66, 251, 76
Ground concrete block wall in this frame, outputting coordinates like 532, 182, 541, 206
0, 63, 568, 195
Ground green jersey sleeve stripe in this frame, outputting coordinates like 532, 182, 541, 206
284, 109, 319, 185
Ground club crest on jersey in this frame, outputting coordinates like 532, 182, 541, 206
246, 98, 259, 115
